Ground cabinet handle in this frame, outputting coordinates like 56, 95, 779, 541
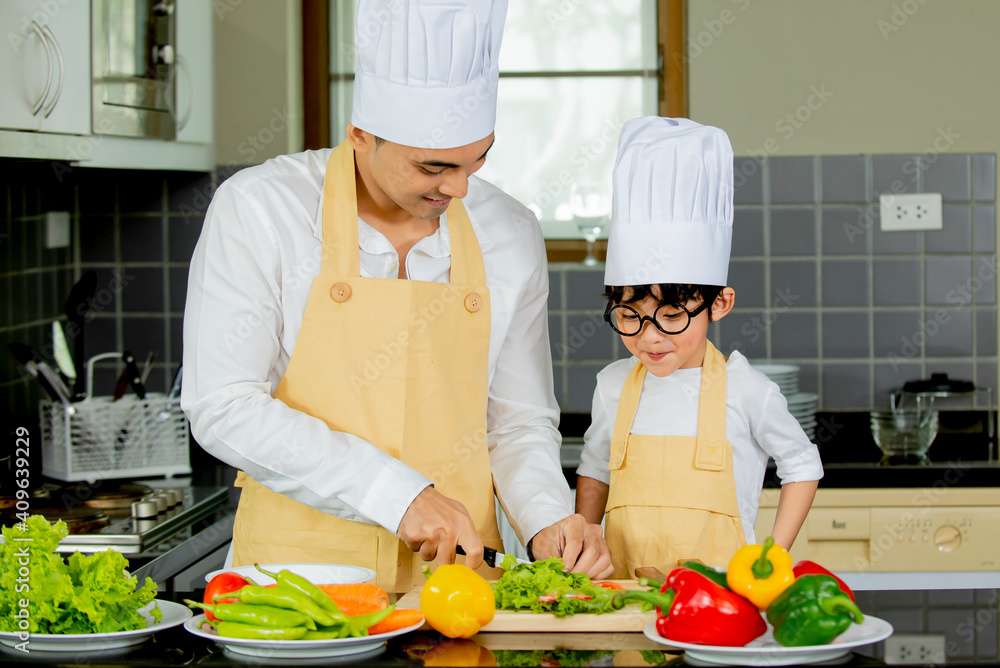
29, 21, 53, 117
40, 25, 64, 119
170, 54, 194, 133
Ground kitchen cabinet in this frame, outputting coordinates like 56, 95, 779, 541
82, 0, 214, 171
0, 0, 214, 171
173, 0, 212, 146
0, 0, 90, 135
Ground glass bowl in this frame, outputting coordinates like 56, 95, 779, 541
869, 409, 939, 460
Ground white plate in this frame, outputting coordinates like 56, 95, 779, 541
0, 600, 192, 653
643, 615, 893, 666
204, 563, 376, 585
753, 363, 800, 376
184, 613, 424, 659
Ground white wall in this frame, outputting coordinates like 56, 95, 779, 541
213, 0, 303, 166
687, 0, 1000, 162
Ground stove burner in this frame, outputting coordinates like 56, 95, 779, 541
60, 482, 153, 513
0, 487, 51, 510
3, 501, 110, 534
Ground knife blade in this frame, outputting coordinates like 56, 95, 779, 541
456, 545, 531, 569
52, 321, 76, 382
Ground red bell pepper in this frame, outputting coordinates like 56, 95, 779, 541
792, 560, 855, 601
613, 568, 766, 647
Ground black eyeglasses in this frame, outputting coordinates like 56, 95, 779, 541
604, 300, 710, 336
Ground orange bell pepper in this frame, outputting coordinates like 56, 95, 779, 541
726, 536, 795, 610
420, 564, 496, 638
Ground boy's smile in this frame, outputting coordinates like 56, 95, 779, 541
616, 286, 735, 377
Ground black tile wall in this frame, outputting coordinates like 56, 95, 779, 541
4, 153, 998, 428
549, 153, 998, 415
1, 161, 214, 427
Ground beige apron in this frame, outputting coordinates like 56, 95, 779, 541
604, 341, 746, 578
231, 140, 503, 592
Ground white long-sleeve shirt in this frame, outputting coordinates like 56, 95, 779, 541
182, 148, 571, 545
577, 351, 823, 542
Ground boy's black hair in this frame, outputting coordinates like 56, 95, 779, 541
603, 284, 726, 321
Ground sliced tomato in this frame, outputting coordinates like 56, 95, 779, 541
203, 572, 251, 621
595, 581, 626, 590
563, 593, 593, 600
538, 593, 558, 603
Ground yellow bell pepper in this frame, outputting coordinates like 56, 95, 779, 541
726, 536, 795, 610
420, 564, 496, 638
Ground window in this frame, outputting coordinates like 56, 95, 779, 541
329, 0, 662, 239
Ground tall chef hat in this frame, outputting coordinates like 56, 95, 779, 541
350, 0, 508, 149
604, 117, 734, 287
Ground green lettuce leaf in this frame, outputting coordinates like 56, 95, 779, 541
0, 514, 159, 634
492, 557, 619, 617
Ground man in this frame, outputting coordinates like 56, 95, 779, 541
182, 0, 612, 591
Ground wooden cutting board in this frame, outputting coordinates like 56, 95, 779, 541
395, 579, 656, 633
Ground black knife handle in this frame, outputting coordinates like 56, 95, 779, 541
122, 350, 147, 400
455, 545, 498, 568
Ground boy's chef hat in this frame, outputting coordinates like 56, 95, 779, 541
604, 117, 734, 287
351, 0, 508, 149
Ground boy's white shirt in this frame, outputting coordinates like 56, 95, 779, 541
577, 349, 824, 543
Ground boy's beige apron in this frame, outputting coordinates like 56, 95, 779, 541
604, 341, 747, 577
231, 140, 503, 592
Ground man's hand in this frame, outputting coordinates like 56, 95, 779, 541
530, 514, 613, 579
397, 486, 484, 569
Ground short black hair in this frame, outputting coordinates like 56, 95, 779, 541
603, 284, 725, 321
373, 135, 386, 147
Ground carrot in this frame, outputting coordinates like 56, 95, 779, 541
316, 583, 390, 615
262, 582, 391, 615
366, 607, 425, 635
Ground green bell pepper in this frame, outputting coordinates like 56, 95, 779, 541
766, 574, 864, 647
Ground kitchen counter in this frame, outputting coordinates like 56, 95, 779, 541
559, 411, 1000, 489
1, 588, 997, 666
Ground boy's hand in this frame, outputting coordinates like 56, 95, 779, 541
530, 514, 614, 579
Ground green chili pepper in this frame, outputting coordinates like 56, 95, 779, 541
206, 618, 310, 640
254, 564, 347, 618
214, 585, 340, 627
300, 625, 350, 640
344, 605, 395, 636
679, 561, 730, 590
766, 574, 864, 647
185, 599, 316, 630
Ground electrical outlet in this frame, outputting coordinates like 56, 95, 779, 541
879, 193, 943, 231
883, 633, 946, 665
44, 211, 71, 249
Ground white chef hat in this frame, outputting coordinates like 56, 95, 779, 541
604, 117, 734, 287
350, 0, 508, 150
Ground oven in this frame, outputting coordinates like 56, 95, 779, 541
91, 0, 177, 139
756, 487, 1000, 573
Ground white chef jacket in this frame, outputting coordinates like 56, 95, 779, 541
576, 351, 824, 542
182, 148, 571, 545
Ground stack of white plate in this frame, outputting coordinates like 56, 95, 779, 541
785, 392, 819, 440
751, 363, 818, 440
751, 363, 800, 396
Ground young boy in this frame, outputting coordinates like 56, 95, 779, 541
574, 117, 823, 579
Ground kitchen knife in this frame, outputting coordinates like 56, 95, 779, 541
456, 545, 531, 568
139, 351, 156, 385
63, 271, 97, 400
113, 351, 147, 401
8, 343, 72, 404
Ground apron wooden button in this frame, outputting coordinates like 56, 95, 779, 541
330, 282, 352, 303
464, 292, 483, 313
